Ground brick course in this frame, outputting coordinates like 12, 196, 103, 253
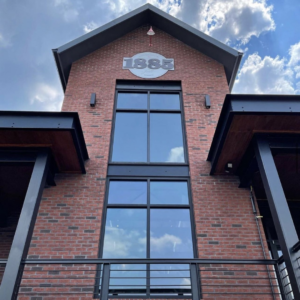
16, 26, 273, 299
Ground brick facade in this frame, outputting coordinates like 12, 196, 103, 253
16, 26, 273, 299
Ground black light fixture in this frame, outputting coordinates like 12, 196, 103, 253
90, 93, 96, 107
205, 94, 211, 109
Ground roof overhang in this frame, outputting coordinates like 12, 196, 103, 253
0, 111, 88, 173
53, 4, 242, 92
207, 94, 300, 175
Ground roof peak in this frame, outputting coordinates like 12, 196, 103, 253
53, 4, 242, 91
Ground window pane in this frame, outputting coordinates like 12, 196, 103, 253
150, 209, 193, 258
150, 93, 180, 110
117, 92, 147, 109
110, 264, 146, 296
150, 113, 185, 163
112, 113, 147, 162
108, 181, 147, 204
150, 181, 189, 204
150, 264, 191, 296
103, 209, 146, 258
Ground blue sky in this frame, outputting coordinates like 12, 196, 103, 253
0, 0, 299, 111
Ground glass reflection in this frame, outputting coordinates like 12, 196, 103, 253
112, 113, 147, 162
150, 113, 185, 163
150, 209, 193, 258
150, 93, 180, 110
150, 264, 191, 296
110, 264, 146, 296
108, 181, 147, 204
150, 181, 189, 204
103, 209, 146, 258
117, 93, 147, 109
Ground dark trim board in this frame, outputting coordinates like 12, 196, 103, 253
53, 4, 242, 91
207, 94, 300, 175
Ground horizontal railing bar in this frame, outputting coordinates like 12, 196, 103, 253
199, 276, 278, 280
22, 258, 278, 265
21, 277, 102, 279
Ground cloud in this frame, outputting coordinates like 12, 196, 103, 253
233, 42, 300, 94
167, 147, 184, 162
150, 234, 182, 252
0, 32, 11, 48
83, 21, 99, 33
30, 83, 63, 111
53, 0, 79, 22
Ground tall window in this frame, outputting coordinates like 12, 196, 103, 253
99, 82, 195, 297
111, 91, 187, 163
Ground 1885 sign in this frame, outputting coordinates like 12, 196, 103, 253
123, 52, 174, 79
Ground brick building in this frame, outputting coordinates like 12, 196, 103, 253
0, 4, 300, 300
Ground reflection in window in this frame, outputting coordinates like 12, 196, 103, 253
150, 94, 180, 110
117, 93, 147, 109
150, 264, 191, 296
150, 209, 193, 258
150, 181, 189, 204
108, 181, 147, 204
112, 113, 147, 162
150, 113, 185, 162
102, 209, 146, 258
110, 264, 146, 296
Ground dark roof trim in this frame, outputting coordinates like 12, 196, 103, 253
53, 4, 242, 91
207, 94, 300, 175
0, 111, 89, 173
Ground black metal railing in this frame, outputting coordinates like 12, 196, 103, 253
14, 258, 285, 299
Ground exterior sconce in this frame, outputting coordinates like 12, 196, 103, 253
205, 94, 211, 109
90, 93, 96, 107
225, 162, 233, 173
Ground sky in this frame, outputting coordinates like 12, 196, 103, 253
0, 0, 300, 111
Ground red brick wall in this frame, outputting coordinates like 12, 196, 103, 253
21, 26, 272, 299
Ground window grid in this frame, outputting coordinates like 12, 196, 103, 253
110, 89, 188, 164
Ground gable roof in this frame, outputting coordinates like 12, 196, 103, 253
53, 4, 243, 91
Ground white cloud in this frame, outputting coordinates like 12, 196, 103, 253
167, 146, 184, 162
53, 0, 79, 22
0, 32, 11, 48
30, 83, 63, 111
150, 234, 182, 252
83, 21, 99, 33
233, 42, 300, 94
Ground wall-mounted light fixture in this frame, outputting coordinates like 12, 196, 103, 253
225, 162, 233, 173
90, 93, 96, 107
205, 94, 211, 109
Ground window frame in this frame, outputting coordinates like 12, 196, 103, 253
109, 86, 189, 165
98, 177, 198, 299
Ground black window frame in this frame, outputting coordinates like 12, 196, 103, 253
109, 85, 188, 165
98, 177, 197, 299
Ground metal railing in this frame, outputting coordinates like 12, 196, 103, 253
12, 258, 285, 299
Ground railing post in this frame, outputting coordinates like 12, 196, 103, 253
100, 264, 110, 300
190, 263, 200, 300
255, 136, 300, 300
0, 151, 50, 300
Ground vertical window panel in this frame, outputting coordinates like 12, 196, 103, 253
150, 209, 193, 258
150, 113, 185, 163
103, 209, 146, 258
112, 113, 147, 162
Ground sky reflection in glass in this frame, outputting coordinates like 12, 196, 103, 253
112, 113, 147, 162
150, 181, 189, 204
150, 93, 180, 110
117, 93, 147, 109
150, 209, 193, 258
108, 181, 147, 204
150, 113, 184, 163
103, 209, 146, 258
